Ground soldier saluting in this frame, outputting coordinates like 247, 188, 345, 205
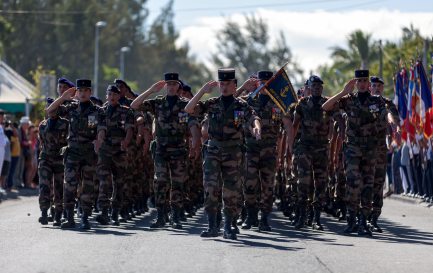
46, 79, 101, 230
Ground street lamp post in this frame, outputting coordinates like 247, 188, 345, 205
93, 21, 107, 97
120, 46, 130, 79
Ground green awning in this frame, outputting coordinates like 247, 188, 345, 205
0, 103, 26, 113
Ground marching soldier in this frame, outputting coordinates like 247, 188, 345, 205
46, 79, 101, 230
292, 75, 333, 230
369, 76, 400, 232
94, 85, 134, 226
322, 70, 399, 236
131, 73, 200, 229
241, 70, 293, 232
38, 98, 69, 226
185, 68, 261, 240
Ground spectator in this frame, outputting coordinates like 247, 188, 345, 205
1, 121, 12, 191
7, 122, 21, 190
25, 124, 38, 188
13, 116, 31, 189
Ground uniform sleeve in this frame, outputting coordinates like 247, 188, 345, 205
139, 99, 156, 115
294, 101, 303, 120
244, 103, 260, 128
97, 108, 107, 133
125, 109, 135, 131
57, 104, 70, 118
386, 99, 400, 124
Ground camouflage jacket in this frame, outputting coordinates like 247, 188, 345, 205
245, 95, 282, 141
38, 117, 69, 159
138, 95, 194, 147
376, 96, 400, 142
98, 104, 134, 146
334, 92, 387, 145
195, 96, 259, 142
57, 101, 101, 146
295, 96, 333, 145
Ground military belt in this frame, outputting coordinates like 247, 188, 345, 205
208, 139, 243, 148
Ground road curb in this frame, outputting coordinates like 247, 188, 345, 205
387, 194, 433, 208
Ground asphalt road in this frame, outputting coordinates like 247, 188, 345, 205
1, 192, 432, 273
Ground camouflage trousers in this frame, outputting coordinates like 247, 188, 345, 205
96, 145, 127, 210
244, 142, 277, 213
295, 143, 329, 209
134, 146, 147, 203
372, 143, 387, 217
203, 143, 242, 217
185, 153, 203, 206
153, 146, 187, 208
63, 146, 97, 214
143, 153, 154, 200
38, 155, 64, 212
344, 143, 377, 216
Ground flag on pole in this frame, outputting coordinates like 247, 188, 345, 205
416, 61, 433, 138
253, 63, 298, 115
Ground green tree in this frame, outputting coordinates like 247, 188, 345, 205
212, 15, 303, 84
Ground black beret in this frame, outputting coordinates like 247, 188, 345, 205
370, 76, 384, 84
58, 77, 75, 88
164, 73, 181, 83
114, 79, 131, 90
46, 97, 54, 106
309, 75, 324, 84
304, 79, 309, 86
257, 71, 273, 81
106, 84, 120, 94
218, 68, 236, 81
354, 69, 369, 79
76, 79, 91, 88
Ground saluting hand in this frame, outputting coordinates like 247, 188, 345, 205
201, 80, 218, 94
240, 78, 259, 93
62, 87, 76, 101
150, 80, 166, 94
342, 79, 356, 95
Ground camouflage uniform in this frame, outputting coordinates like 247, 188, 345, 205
96, 104, 134, 219
58, 101, 101, 226
195, 96, 259, 237
242, 94, 281, 230
332, 112, 347, 220
137, 95, 193, 228
372, 97, 399, 220
38, 117, 68, 222
294, 96, 333, 229
330, 92, 387, 234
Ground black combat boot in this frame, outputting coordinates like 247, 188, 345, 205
53, 210, 62, 227
370, 214, 383, 233
60, 209, 76, 229
119, 207, 129, 223
312, 207, 324, 231
294, 205, 306, 230
236, 206, 246, 226
170, 206, 183, 229
336, 199, 347, 222
38, 209, 48, 225
216, 209, 222, 229
291, 205, 300, 226
111, 208, 120, 226
47, 207, 55, 222
134, 200, 142, 216
200, 213, 219, 237
223, 213, 237, 240
95, 208, 110, 225
258, 212, 272, 232
179, 207, 187, 222
143, 196, 149, 213
306, 205, 314, 227
241, 206, 258, 230
150, 207, 166, 228
79, 212, 91, 230
343, 210, 357, 234
358, 213, 373, 236
232, 216, 240, 234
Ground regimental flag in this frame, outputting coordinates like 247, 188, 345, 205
394, 68, 410, 140
407, 64, 419, 140
253, 63, 298, 115
416, 61, 433, 138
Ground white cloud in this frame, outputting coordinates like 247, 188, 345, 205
177, 9, 433, 77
